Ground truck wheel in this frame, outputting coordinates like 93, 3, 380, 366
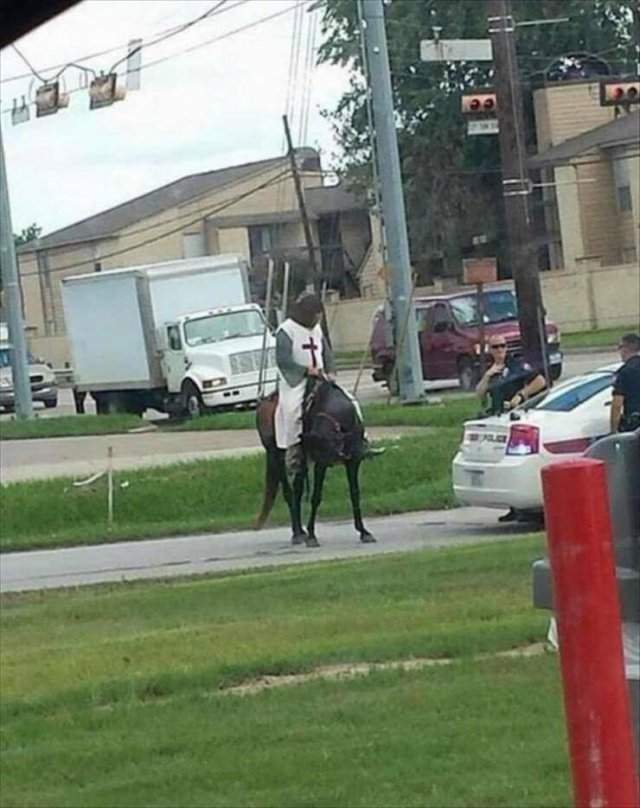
182, 382, 205, 418
458, 358, 478, 392
44, 398, 58, 409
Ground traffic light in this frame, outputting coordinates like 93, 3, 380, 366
89, 74, 126, 110
35, 82, 70, 117
599, 79, 640, 107
461, 93, 497, 114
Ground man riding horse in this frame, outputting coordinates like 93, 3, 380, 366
255, 292, 379, 547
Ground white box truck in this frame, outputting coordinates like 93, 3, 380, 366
61, 255, 276, 416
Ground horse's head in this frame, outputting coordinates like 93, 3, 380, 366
303, 379, 363, 466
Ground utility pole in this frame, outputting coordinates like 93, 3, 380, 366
0, 119, 33, 419
283, 114, 320, 291
487, 0, 545, 367
282, 114, 332, 346
361, 0, 424, 402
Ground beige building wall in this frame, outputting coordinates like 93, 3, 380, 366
575, 157, 621, 265
533, 82, 614, 148
325, 263, 640, 353
217, 227, 250, 258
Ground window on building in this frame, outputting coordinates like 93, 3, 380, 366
248, 225, 276, 260
613, 157, 633, 213
94, 261, 102, 272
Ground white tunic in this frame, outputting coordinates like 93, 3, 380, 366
275, 319, 325, 449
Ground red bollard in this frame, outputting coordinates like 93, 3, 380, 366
542, 458, 639, 808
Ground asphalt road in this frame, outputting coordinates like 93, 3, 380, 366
0, 506, 536, 593
0, 351, 616, 484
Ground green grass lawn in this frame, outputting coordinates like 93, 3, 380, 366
0, 398, 478, 441
1, 536, 570, 807
0, 430, 462, 552
562, 324, 638, 350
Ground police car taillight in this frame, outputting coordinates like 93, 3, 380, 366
506, 424, 539, 455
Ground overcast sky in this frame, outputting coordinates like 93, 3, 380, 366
0, 0, 352, 236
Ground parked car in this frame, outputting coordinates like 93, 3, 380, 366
0, 345, 58, 411
452, 364, 619, 514
370, 283, 562, 391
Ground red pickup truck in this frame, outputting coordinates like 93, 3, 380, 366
370, 284, 562, 391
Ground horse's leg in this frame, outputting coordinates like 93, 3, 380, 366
305, 463, 327, 547
346, 460, 375, 543
277, 451, 306, 545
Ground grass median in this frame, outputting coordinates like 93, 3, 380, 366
1, 429, 462, 552
1, 535, 569, 807
0, 398, 478, 441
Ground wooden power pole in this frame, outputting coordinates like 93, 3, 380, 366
487, 0, 546, 367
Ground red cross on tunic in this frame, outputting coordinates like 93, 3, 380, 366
302, 336, 320, 368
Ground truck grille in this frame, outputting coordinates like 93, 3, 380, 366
229, 348, 275, 376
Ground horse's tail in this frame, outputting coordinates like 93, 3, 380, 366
254, 447, 281, 530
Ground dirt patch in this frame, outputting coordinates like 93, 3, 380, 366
223, 643, 549, 696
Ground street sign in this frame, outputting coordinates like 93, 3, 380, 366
420, 39, 493, 63
463, 258, 497, 285
467, 118, 499, 136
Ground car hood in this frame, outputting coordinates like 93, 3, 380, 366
186, 334, 275, 359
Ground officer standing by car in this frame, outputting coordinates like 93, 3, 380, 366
611, 332, 640, 433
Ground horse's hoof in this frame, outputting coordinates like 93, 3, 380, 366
360, 532, 376, 543
291, 531, 307, 546
305, 535, 320, 548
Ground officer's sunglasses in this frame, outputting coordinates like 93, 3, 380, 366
490, 343, 507, 350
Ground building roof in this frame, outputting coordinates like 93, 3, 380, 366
19, 149, 321, 254
306, 183, 368, 215
529, 111, 640, 170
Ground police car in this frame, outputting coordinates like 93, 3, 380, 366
452, 364, 619, 514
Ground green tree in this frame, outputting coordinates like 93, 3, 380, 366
318, 0, 635, 280
14, 223, 42, 248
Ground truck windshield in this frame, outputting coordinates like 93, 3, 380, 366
184, 310, 265, 346
0, 348, 40, 367
450, 290, 518, 326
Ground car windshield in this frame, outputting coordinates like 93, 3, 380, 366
184, 310, 265, 346
0, 348, 40, 368
528, 373, 613, 412
450, 290, 518, 326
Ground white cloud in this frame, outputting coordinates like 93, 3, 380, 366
1, 0, 352, 234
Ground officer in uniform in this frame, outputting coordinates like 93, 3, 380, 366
475, 336, 547, 416
476, 335, 547, 523
611, 332, 640, 433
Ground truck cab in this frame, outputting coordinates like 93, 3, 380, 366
161, 304, 276, 416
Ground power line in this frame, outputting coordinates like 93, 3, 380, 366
108, 0, 227, 74
1, 2, 308, 117
0, 0, 249, 85
19, 168, 293, 279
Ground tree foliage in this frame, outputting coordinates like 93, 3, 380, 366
318, 0, 636, 278
14, 223, 42, 248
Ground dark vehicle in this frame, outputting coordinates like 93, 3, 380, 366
370, 284, 562, 391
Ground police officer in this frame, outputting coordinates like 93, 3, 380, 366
476, 336, 547, 523
611, 332, 640, 433
476, 336, 547, 416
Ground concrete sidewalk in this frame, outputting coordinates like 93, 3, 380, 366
0, 506, 534, 593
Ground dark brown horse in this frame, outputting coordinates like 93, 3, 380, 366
255, 379, 376, 547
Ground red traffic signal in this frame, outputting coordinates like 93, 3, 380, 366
600, 80, 640, 106
461, 93, 497, 114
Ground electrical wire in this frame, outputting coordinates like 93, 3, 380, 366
1, 0, 248, 85
107, 0, 227, 74
20, 168, 293, 279
1, 2, 309, 117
